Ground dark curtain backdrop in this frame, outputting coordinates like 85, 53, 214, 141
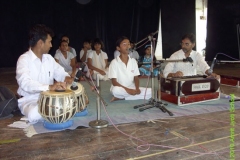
206, 0, 240, 61
161, 0, 196, 58
0, 0, 196, 68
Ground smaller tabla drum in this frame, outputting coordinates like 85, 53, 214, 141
67, 83, 89, 113
38, 89, 77, 124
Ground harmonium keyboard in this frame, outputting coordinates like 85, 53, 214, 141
160, 75, 220, 106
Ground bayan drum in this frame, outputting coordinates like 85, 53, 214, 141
67, 83, 89, 116
38, 89, 77, 129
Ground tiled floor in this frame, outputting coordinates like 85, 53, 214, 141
0, 63, 239, 160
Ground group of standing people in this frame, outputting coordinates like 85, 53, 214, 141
16, 24, 219, 123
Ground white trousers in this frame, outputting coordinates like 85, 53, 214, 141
18, 94, 43, 123
110, 86, 152, 100
86, 70, 109, 81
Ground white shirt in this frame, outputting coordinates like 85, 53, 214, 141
114, 50, 120, 59
163, 49, 210, 78
108, 55, 140, 88
79, 49, 92, 62
16, 49, 69, 97
88, 50, 108, 70
129, 49, 139, 60
54, 51, 74, 72
114, 50, 139, 60
56, 47, 76, 57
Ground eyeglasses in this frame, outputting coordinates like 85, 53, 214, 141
180, 42, 192, 46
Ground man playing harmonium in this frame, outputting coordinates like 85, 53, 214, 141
163, 33, 220, 79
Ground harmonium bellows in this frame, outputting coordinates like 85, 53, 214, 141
161, 75, 220, 106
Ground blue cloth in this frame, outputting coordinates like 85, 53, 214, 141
28, 80, 240, 136
139, 56, 158, 76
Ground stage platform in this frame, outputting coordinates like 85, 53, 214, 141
0, 64, 239, 160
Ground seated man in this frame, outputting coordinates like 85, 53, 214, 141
87, 38, 109, 81
16, 24, 73, 123
163, 33, 220, 79
108, 36, 151, 102
54, 40, 76, 78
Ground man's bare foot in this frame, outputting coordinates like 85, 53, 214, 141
110, 96, 124, 102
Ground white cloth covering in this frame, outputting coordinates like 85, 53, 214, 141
108, 55, 151, 100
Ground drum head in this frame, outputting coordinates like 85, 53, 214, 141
67, 83, 83, 95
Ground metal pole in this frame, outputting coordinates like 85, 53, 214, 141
89, 74, 108, 128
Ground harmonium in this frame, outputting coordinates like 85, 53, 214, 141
160, 75, 220, 106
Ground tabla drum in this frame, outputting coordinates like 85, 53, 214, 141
67, 83, 89, 116
38, 89, 77, 127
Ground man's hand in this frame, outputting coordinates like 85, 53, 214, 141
70, 72, 75, 78
99, 70, 106, 75
126, 88, 140, 95
83, 47, 88, 53
136, 88, 141, 94
207, 73, 220, 80
173, 71, 183, 77
49, 82, 67, 91
64, 76, 74, 84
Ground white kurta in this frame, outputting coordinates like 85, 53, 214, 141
56, 48, 76, 57
54, 51, 74, 73
79, 49, 92, 72
163, 49, 210, 78
87, 50, 109, 80
108, 55, 151, 100
16, 49, 69, 123
79, 49, 92, 62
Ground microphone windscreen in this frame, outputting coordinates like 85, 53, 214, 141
188, 57, 193, 63
79, 63, 86, 71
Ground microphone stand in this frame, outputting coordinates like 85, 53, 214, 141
133, 43, 193, 116
135, 30, 158, 46
135, 30, 158, 50
208, 53, 240, 102
133, 34, 173, 116
134, 58, 194, 115
88, 74, 108, 128
133, 31, 192, 115
75, 64, 108, 106
81, 74, 108, 107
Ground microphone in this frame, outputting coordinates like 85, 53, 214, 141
70, 69, 82, 90
70, 63, 86, 90
129, 48, 133, 52
183, 57, 193, 63
208, 56, 217, 75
